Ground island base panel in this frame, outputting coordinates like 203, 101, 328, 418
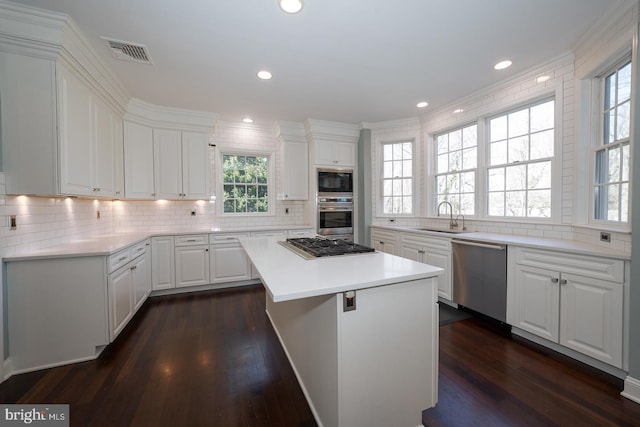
266, 277, 438, 427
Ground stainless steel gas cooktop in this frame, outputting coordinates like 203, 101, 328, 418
279, 237, 375, 260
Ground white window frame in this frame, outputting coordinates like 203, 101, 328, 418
433, 123, 478, 217
378, 139, 415, 216
217, 150, 275, 216
590, 56, 633, 227
483, 95, 562, 223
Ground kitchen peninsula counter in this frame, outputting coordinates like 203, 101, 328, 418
240, 236, 442, 427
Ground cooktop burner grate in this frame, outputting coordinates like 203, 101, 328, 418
284, 237, 375, 258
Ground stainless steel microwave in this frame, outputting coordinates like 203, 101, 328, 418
317, 169, 353, 196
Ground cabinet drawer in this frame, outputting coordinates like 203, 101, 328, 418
400, 232, 450, 251
251, 230, 286, 238
514, 247, 624, 283
371, 228, 397, 243
287, 228, 316, 237
175, 234, 209, 246
210, 233, 250, 244
130, 240, 149, 260
109, 248, 131, 272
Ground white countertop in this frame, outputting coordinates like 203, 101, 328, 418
3, 225, 314, 261
373, 225, 630, 260
239, 236, 443, 302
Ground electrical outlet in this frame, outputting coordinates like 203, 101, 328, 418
600, 232, 611, 243
388, 218, 396, 224
96, 210, 101, 219
10, 215, 17, 230
285, 208, 289, 214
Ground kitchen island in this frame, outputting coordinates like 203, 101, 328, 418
240, 236, 443, 427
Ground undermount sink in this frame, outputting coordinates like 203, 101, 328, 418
413, 228, 471, 234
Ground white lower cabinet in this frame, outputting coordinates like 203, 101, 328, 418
152, 236, 176, 290
107, 240, 151, 341
175, 234, 210, 288
508, 247, 625, 368
398, 232, 452, 301
370, 228, 398, 255
210, 233, 252, 283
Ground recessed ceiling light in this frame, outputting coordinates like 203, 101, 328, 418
242, 117, 253, 123
280, 0, 303, 13
536, 75, 551, 83
494, 60, 512, 70
257, 70, 272, 80
453, 108, 464, 114
416, 101, 429, 108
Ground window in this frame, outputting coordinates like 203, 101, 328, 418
222, 154, 269, 213
435, 124, 477, 215
382, 141, 413, 214
594, 60, 631, 223
487, 99, 555, 218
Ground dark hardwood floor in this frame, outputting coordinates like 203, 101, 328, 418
1, 284, 639, 427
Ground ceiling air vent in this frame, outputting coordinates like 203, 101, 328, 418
101, 37, 153, 64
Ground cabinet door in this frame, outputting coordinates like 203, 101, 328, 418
108, 266, 133, 341
175, 245, 210, 287
124, 121, 155, 199
58, 64, 93, 196
152, 236, 176, 290
426, 251, 452, 301
399, 243, 423, 263
133, 252, 150, 311
93, 97, 116, 197
113, 117, 125, 198
182, 131, 210, 199
154, 129, 183, 199
560, 273, 623, 367
280, 141, 308, 200
371, 230, 397, 255
333, 141, 356, 166
210, 243, 252, 283
510, 265, 559, 342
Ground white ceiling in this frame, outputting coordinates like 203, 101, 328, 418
10, 0, 631, 125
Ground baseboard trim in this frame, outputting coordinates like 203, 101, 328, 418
622, 375, 640, 404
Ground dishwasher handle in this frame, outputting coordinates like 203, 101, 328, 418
452, 239, 506, 251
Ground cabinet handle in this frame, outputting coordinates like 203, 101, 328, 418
551, 277, 559, 283
187, 239, 197, 242
379, 241, 384, 245
205, 248, 209, 252
118, 256, 127, 262
418, 250, 425, 254
559, 278, 567, 285
136, 247, 144, 252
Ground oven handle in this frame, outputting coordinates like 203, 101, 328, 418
318, 206, 353, 211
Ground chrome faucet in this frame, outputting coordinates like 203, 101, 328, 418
437, 201, 458, 229
456, 213, 466, 231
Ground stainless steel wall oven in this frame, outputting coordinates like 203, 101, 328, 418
317, 196, 353, 241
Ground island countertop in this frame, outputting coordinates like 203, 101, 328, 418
239, 236, 443, 302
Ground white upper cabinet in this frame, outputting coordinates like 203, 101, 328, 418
153, 129, 210, 200
314, 140, 356, 167
124, 121, 155, 199
279, 140, 308, 200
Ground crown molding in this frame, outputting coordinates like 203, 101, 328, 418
304, 118, 360, 144
125, 98, 218, 132
361, 117, 420, 131
273, 120, 306, 144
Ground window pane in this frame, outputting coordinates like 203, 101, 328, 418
384, 197, 393, 213
505, 191, 526, 216
618, 62, 632, 102
488, 168, 505, 192
608, 146, 620, 183
392, 197, 403, 214
508, 135, 529, 163
449, 150, 462, 171
530, 129, 554, 160
508, 109, 529, 137
461, 171, 475, 193
528, 189, 551, 218
449, 130, 462, 151
384, 144, 393, 159
436, 175, 448, 194
393, 160, 403, 177
489, 192, 505, 216
403, 160, 412, 177
491, 140, 507, 165
622, 144, 630, 181
595, 149, 606, 185
490, 116, 507, 142
403, 197, 413, 214
461, 193, 475, 215
506, 164, 527, 191
604, 72, 615, 110
530, 100, 554, 132
437, 154, 448, 174
621, 183, 629, 222
384, 161, 393, 178
384, 180, 392, 196
462, 125, 477, 148
607, 183, 619, 221
604, 110, 614, 144
449, 173, 460, 193
462, 147, 477, 169
392, 143, 403, 159
528, 161, 551, 190
617, 100, 630, 140
392, 179, 402, 195
437, 135, 448, 154
403, 179, 412, 196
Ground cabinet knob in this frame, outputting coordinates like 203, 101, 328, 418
551, 277, 559, 283
559, 278, 567, 285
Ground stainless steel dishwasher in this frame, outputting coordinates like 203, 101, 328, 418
452, 239, 507, 323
